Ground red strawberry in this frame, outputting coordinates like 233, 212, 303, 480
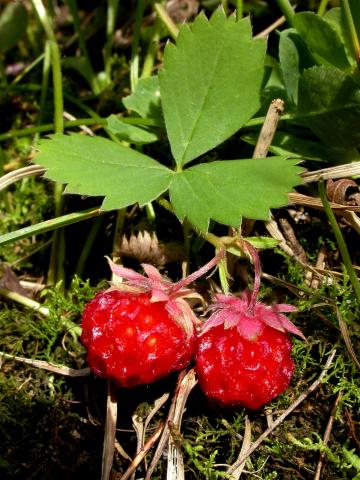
195, 244, 305, 409
81, 252, 223, 388
195, 291, 304, 409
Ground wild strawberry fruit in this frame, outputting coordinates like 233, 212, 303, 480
81, 252, 223, 388
195, 245, 305, 409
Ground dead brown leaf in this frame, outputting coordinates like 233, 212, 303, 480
0, 265, 30, 297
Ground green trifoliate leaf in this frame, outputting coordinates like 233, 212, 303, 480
106, 115, 159, 144
159, 8, 266, 167
298, 65, 360, 148
169, 157, 302, 231
293, 12, 351, 71
36, 134, 173, 211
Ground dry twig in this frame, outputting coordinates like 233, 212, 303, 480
314, 392, 342, 480
0, 351, 90, 376
119, 425, 164, 480
253, 99, 284, 159
337, 308, 360, 370
254, 16, 286, 38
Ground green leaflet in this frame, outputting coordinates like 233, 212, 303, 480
169, 157, 303, 231
36, 134, 173, 211
298, 65, 360, 148
279, 29, 314, 106
293, 12, 351, 70
324, 8, 356, 67
36, 135, 302, 232
106, 115, 159, 144
122, 76, 163, 124
159, 8, 266, 167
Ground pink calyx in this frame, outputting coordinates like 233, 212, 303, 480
201, 240, 305, 341
106, 250, 225, 337
202, 290, 304, 341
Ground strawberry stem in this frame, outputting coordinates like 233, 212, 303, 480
171, 249, 225, 293
242, 241, 261, 314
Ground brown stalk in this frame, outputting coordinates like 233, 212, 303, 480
0, 351, 90, 377
314, 393, 342, 480
118, 425, 164, 480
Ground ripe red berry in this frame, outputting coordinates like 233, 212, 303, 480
81, 252, 224, 388
195, 291, 305, 409
81, 290, 196, 387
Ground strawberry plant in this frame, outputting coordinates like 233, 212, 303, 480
0, 1, 359, 479
35, 8, 302, 232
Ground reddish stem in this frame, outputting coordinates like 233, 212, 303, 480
170, 249, 225, 294
242, 241, 261, 314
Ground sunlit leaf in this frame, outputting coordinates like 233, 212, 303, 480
160, 8, 266, 167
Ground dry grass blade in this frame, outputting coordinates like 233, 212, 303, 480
265, 218, 296, 257
288, 192, 360, 212
337, 308, 360, 370
228, 416, 252, 479
119, 424, 164, 480
167, 369, 197, 480
144, 370, 186, 480
143, 393, 170, 463
301, 162, 360, 183
114, 440, 132, 462
130, 395, 169, 480
0, 351, 90, 376
227, 350, 337, 475
0, 164, 45, 191
342, 210, 360, 235
101, 381, 118, 480
63, 111, 95, 136
132, 413, 145, 479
